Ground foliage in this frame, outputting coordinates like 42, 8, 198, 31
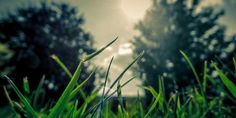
132, 0, 236, 100
0, 2, 95, 106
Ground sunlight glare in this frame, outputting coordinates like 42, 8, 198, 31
120, 0, 151, 20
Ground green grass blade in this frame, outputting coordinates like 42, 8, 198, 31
144, 94, 160, 118
49, 39, 117, 117
83, 37, 118, 62
33, 75, 45, 108
180, 50, 204, 96
51, 54, 72, 78
87, 52, 143, 116
203, 61, 207, 92
141, 86, 158, 98
3, 86, 14, 108
104, 103, 109, 118
49, 62, 83, 118
72, 100, 79, 118
69, 69, 96, 98
142, 86, 161, 118
85, 76, 136, 116
102, 57, 114, 98
23, 77, 30, 94
3, 76, 38, 117
233, 57, 236, 77
206, 75, 216, 85
139, 100, 145, 118
213, 63, 236, 99
100, 57, 114, 117
105, 51, 144, 96
158, 77, 166, 113
3, 86, 19, 115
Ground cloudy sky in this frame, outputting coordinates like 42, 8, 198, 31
0, 0, 235, 96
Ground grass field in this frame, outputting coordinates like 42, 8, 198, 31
1, 38, 236, 118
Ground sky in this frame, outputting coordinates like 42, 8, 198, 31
0, 0, 235, 96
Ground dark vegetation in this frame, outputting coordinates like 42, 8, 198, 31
132, 0, 236, 102
0, 2, 95, 106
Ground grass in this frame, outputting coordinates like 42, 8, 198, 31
1, 39, 236, 118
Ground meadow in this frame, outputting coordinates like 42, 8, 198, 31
1, 38, 236, 118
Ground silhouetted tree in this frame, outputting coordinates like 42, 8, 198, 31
0, 2, 95, 106
132, 0, 236, 101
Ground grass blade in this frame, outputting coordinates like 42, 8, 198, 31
49, 38, 117, 117
100, 57, 114, 117
233, 57, 236, 77
102, 57, 114, 98
105, 51, 144, 96
69, 69, 96, 99
3, 75, 38, 117
33, 75, 45, 108
51, 54, 72, 78
23, 77, 30, 94
203, 61, 207, 92
180, 50, 204, 96
3, 86, 19, 116
83, 37, 118, 62
144, 94, 160, 118
49, 62, 83, 118
85, 76, 136, 116
213, 63, 236, 99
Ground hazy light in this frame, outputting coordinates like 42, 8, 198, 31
120, 0, 151, 20
118, 43, 133, 55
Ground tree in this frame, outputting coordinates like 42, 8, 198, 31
132, 0, 236, 99
0, 2, 95, 106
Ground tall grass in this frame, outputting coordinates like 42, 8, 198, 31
1, 39, 236, 118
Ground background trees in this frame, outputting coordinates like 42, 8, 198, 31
132, 0, 236, 100
0, 2, 95, 106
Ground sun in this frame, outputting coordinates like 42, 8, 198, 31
120, 0, 151, 20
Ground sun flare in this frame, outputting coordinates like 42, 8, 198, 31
120, 0, 151, 20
